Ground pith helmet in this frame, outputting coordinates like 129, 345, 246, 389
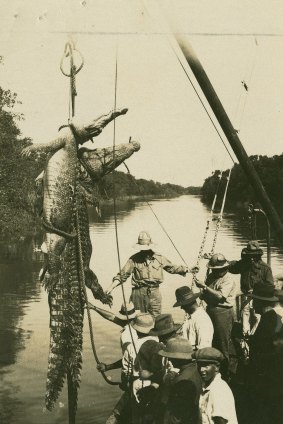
241, 240, 263, 257
207, 253, 229, 269
136, 231, 153, 250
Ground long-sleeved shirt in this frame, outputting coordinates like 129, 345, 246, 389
113, 250, 187, 288
229, 259, 274, 294
182, 307, 214, 350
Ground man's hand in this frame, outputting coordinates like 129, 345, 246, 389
189, 265, 199, 274
97, 362, 108, 373
194, 278, 206, 289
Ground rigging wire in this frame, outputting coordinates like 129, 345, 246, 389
111, 39, 139, 359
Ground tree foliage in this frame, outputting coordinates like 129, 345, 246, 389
201, 155, 283, 214
0, 86, 43, 239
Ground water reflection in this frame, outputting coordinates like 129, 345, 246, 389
0, 195, 283, 424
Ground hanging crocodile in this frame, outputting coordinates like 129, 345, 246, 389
22, 108, 140, 412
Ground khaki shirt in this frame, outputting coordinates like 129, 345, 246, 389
113, 250, 187, 288
203, 272, 236, 307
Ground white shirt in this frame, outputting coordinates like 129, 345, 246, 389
182, 308, 214, 350
199, 373, 238, 424
122, 335, 158, 378
120, 324, 138, 353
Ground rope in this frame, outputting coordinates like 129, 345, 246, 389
74, 174, 120, 386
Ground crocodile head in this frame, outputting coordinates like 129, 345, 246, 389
78, 139, 140, 181
70, 108, 128, 144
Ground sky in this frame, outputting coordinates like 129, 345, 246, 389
1, 0, 283, 186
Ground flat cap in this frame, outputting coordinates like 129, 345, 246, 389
194, 347, 224, 364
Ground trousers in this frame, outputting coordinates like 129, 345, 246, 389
207, 306, 234, 378
130, 286, 162, 317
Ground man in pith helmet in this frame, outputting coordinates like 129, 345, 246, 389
107, 231, 198, 317
195, 253, 236, 380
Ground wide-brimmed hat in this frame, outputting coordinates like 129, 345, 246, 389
158, 337, 193, 360
133, 231, 155, 251
116, 302, 136, 321
149, 314, 182, 336
241, 240, 263, 257
193, 347, 224, 364
173, 286, 200, 307
131, 313, 155, 334
207, 253, 229, 269
248, 284, 279, 302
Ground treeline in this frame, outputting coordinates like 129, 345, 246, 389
97, 172, 201, 199
201, 154, 283, 213
0, 86, 44, 239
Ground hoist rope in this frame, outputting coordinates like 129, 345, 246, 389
60, 40, 119, 385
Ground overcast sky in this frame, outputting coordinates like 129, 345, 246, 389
1, 0, 283, 186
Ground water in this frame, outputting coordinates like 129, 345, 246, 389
1, 195, 283, 424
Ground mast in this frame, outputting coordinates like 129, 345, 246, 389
175, 34, 283, 246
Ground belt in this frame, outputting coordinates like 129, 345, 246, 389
132, 282, 159, 289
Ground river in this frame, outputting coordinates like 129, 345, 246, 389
1, 195, 283, 424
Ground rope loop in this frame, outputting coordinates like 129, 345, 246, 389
60, 41, 84, 77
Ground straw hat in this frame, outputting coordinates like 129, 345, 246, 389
131, 313, 155, 334
116, 302, 136, 321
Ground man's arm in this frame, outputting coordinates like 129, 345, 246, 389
88, 302, 123, 326
97, 359, 122, 372
106, 258, 134, 294
162, 256, 198, 276
228, 260, 242, 275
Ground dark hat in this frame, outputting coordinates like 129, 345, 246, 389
194, 347, 224, 364
137, 340, 164, 373
241, 240, 263, 257
173, 286, 200, 307
158, 337, 193, 360
131, 313, 155, 334
116, 302, 136, 321
149, 314, 182, 336
207, 253, 229, 269
248, 284, 279, 302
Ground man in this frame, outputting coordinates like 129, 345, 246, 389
89, 301, 138, 352
149, 313, 182, 344
98, 313, 156, 424
158, 337, 202, 424
195, 254, 236, 380
229, 240, 274, 334
247, 285, 283, 424
195, 347, 238, 424
173, 286, 214, 350
106, 231, 198, 317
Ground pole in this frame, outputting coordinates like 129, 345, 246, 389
175, 34, 283, 246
